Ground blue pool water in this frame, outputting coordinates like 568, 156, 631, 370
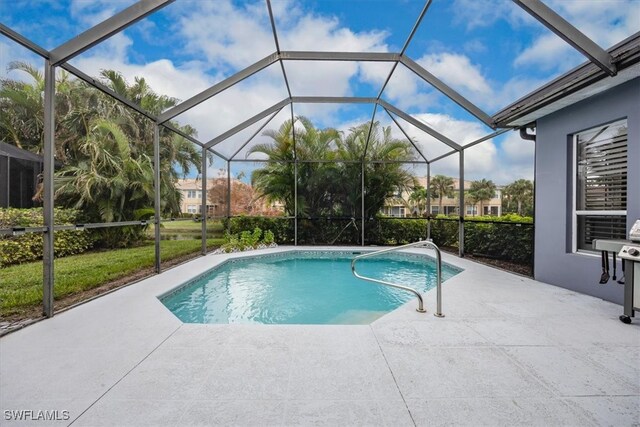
161, 251, 462, 325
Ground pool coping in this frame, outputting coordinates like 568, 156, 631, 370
2, 245, 638, 426
146, 245, 479, 327
155, 247, 463, 307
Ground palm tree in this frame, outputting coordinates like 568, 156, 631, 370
55, 118, 154, 223
503, 179, 533, 215
250, 116, 339, 217
468, 179, 497, 216
408, 186, 428, 216
0, 61, 77, 157
0, 63, 202, 244
430, 175, 455, 215
249, 118, 416, 219
336, 121, 416, 218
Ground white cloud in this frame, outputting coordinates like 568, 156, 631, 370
359, 61, 394, 91
548, 0, 640, 48
501, 130, 534, 163
450, 0, 638, 87
492, 130, 535, 183
414, 113, 497, 177
284, 61, 358, 97
176, 0, 276, 72
0, 40, 43, 81
73, 35, 215, 101
451, 0, 537, 30
463, 39, 488, 54
70, 0, 134, 26
417, 52, 492, 97
491, 75, 549, 109
384, 114, 534, 184
514, 33, 579, 72
382, 64, 438, 111
514, 0, 639, 74
47, 0, 544, 168
67, 0, 393, 144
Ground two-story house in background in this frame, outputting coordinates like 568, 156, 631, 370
176, 178, 284, 217
381, 177, 502, 218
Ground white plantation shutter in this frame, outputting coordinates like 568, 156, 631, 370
575, 119, 627, 250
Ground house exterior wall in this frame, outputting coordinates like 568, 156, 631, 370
382, 177, 502, 218
175, 178, 284, 217
535, 77, 640, 304
176, 178, 205, 215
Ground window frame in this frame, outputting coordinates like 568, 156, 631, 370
571, 118, 627, 253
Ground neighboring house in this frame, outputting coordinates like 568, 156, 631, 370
175, 178, 206, 215
0, 142, 43, 209
176, 178, 283, 217
492, 35, 640, 305
381, 177, 502, 218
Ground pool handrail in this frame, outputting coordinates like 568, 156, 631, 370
351, 240, 444, 317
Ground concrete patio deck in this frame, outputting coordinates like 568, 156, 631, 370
1, 247, 638, 426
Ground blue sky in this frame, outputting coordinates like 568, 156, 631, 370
1, 0, 638, 183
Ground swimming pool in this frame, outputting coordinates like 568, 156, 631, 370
160, 250, 462, 325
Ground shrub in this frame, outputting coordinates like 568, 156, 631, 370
225, 216, 294, 244
219, 227, 276, 253
221, 214, 533, 265
263, 230, 275, 245
0, 208, 95, 267
463, 215, 533, 263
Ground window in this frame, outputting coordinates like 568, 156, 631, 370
444, 206, 458, 216
187, 205, 197, 213
574, 119, 627, 251
484, 206, 499, 216
186, 190, 197, 199
430, 206, 440, 215
466, 205, 477, 216
387, 206, 405, 217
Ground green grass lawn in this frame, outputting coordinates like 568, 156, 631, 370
0, 238, 224, 317
154, 219, 224, 230
146, 219, 225, 238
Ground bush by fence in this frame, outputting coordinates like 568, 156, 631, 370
225, 216, 294, 244
0, 208, 95, 267
462, 215, 533, 264
223, 214, 533, 265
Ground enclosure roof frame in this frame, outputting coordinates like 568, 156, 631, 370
1, 0, 634, 165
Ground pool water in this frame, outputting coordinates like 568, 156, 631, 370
160, 251, 462, 325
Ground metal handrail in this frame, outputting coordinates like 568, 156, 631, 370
351, 240, 444, 317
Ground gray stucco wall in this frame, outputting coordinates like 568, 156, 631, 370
535, 77, 640, 304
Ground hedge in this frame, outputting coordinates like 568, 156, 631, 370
225, 216, 294, 244
461, 215, 533, 264
224, 214, 533, 265
0, 208, 95, 267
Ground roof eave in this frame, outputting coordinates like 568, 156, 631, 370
491, 32, 640, 129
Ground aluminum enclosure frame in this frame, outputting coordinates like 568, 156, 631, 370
1, 0, 620, 318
